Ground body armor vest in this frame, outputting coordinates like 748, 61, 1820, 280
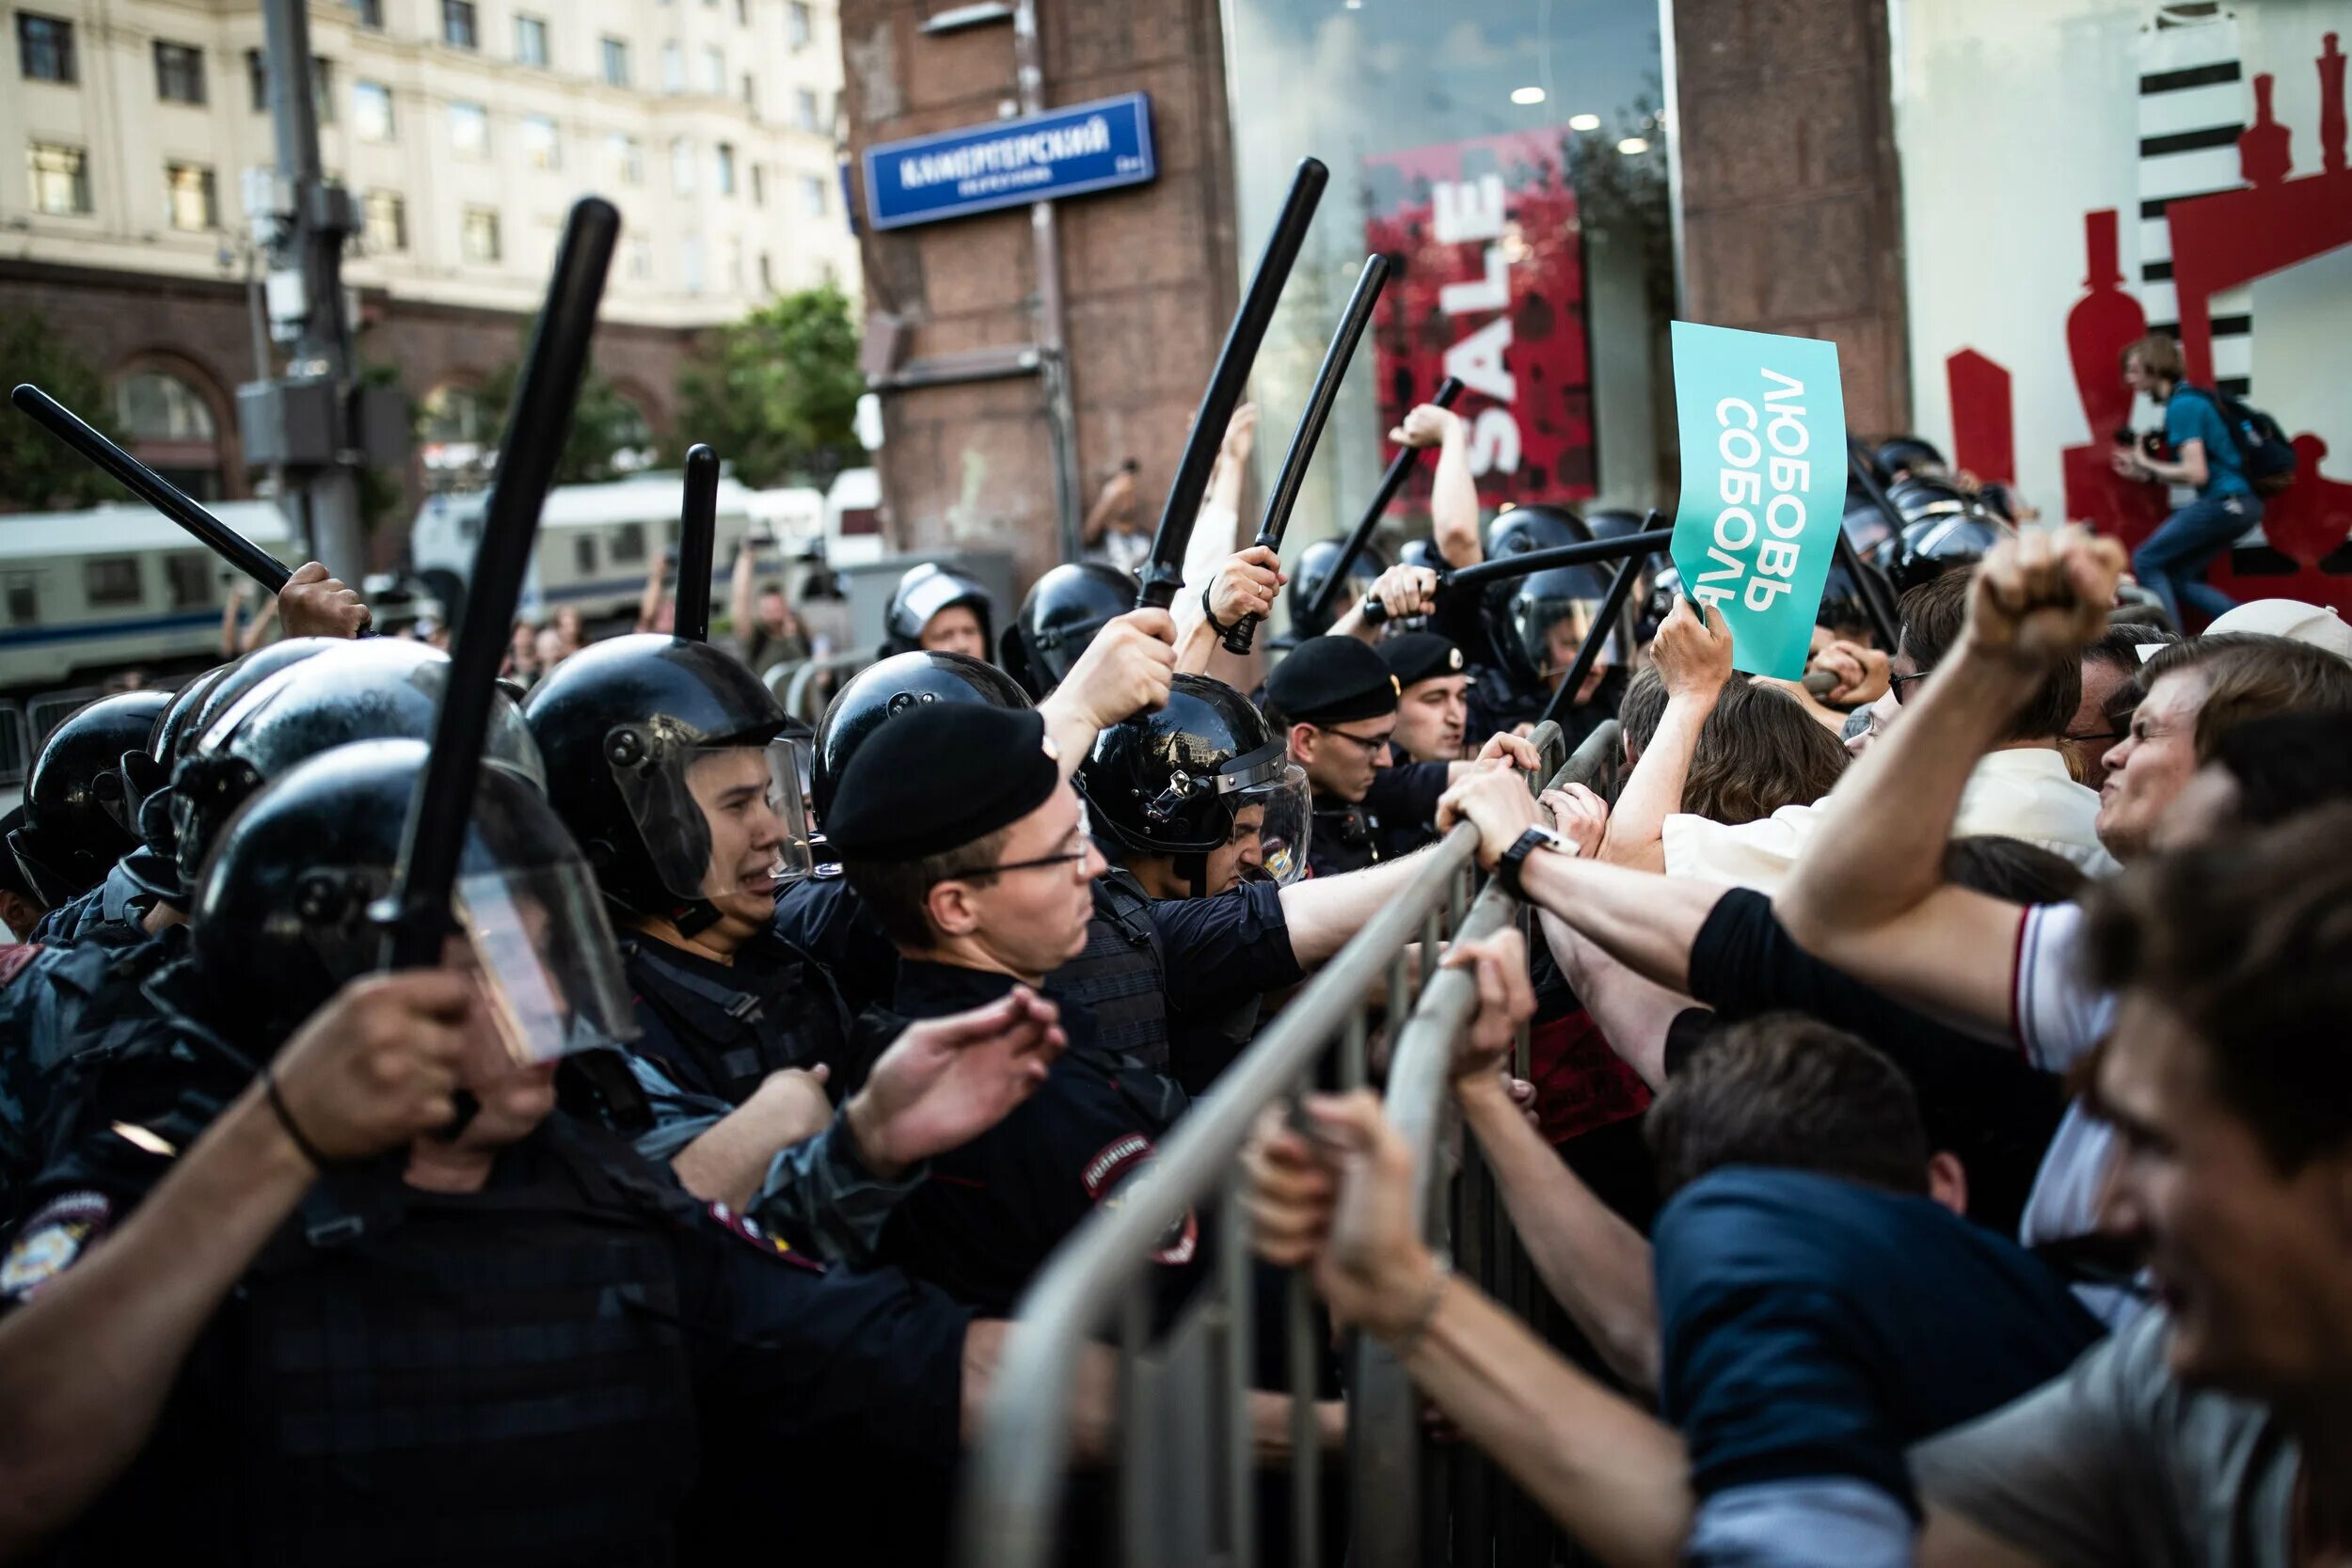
621, 934, 848, 1105
1043, 868, 1171, 1069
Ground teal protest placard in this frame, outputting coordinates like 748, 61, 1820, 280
1668, 321, 1848, 680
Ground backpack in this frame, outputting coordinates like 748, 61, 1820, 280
2181, 385, 2297, 497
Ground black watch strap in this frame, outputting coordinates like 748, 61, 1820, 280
1496, 826, 1559, 901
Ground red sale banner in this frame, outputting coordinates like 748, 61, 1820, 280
1362, 128, 1595, 512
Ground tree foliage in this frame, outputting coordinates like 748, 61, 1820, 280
475, 353, 653, 488
670, 282, 863, 490
0, 309, 134, 513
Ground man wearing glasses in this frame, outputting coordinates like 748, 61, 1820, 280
1265, 636, 1540, 877
830, 701, 1202, 1314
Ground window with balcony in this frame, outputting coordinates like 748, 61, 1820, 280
166, 162, 216, 230
17, 13, 75, 83
27, 142, 89, 214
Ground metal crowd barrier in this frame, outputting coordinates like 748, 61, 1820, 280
961, 718, 1616, 1568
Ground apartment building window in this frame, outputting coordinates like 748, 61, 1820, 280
800, 171, 826, 217
670, 136, 695, 194
661, 41, 684, 92
442, 1, 478, 50
606, 133, 643, 185
27, 143, 90, 214
364, 188, 406, 252
793, 87, 819, 132
750, 163, 764, 206
522, 114, 561, 170
787, 3, 811, 49
449, 101, 490, 160
736, 0, 750, 23
681, 237, 704, 293
600, 36, 630, 87
757, 252, 771, 293
702, 45, 724, 94
246, 52, 334, 120
628, 235, 653, 280
740, 72, 756, 114
154, 41, 205, 104
352, 1, 384, 29
16, 13, 74, 83
514, 15, 549, 68
461, 206, 501, 262
723, 237, 743, 290
715, 141, 736, 196
355, 79, 395, 142
165, 162, 217, 230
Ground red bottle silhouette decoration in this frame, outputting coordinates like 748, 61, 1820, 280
2322, 33, 2345, 175
2067, 210, 2141, 436
2242, 73, 2293, 186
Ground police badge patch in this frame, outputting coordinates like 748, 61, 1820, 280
1081, 1134, 1198, 1266
0, 1189, 111, 1300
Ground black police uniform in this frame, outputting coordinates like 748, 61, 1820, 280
773, 867, 906, 1019
869, 958, 1197, 1317
620, 926, 854, 1103
6, 1090, 975, 1568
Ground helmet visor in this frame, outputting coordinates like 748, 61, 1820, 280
1512, 594, 1622, 679
1216, 752, 1312, 888
610, 736, 816, 905
456, 862, 639, 1065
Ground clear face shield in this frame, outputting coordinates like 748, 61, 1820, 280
609, 731, 816, 905
454, 862, 640, 1066
1514, 594, 1625, 682
1208, 745, 1313, 888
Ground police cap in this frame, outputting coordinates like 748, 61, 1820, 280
1265, 636, 1400, 725
1377, 632, 1466, 691
826, 704, 1060, 860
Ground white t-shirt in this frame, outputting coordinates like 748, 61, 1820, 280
2010, 900, 2143, 1330
1661, 747, 2122, 892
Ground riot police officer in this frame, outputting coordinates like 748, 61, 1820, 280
10, 690, 170, 927
0, 736, 1065, 1567
1001, 559, 1135, 699
1284, 537, 1386, 641
1378, 632, 1471, 764
882, 561, 994, 659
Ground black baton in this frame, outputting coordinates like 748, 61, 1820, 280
1304, 374, 1466, 623
675, 443, 719, 643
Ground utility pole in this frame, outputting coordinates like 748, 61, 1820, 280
236, 0, 391, 584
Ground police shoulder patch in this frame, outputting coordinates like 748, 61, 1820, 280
0, 1189, 110, 1300
0, 943, 46, 990
704, 1200, 824, 1274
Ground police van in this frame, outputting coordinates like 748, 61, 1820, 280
0, 499, 297, 690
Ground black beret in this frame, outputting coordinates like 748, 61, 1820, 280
1377, 632, 1467, 690
826, 704, 1061, 859
1265, 636, 1400, 725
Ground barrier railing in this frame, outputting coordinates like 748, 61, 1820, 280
960, 717, 1613, 1568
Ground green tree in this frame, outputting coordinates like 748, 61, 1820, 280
670, 283, 863, 490
0, 309, 134, 513
475, 354, 651, 487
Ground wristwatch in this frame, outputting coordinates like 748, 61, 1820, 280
1496, 825, 1573, 901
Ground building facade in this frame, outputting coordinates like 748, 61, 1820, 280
837, 0, 2352, 620
3, 0, 856, 554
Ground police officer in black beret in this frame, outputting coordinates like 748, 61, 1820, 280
830, 701, 1203, 1316
1266, 636, 1540, 877
1379, 632, 1471, 766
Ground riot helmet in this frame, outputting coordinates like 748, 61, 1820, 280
185, 637, 346, 743
192, 737, 633, 1059
1286, 539, 1387, 640
884, 562, 995, 658
1077, 673, 1311, 896
1870, 504, 2014, 594
1492, 562, 1625, 696
522, 633, 814, 930
812, 649, 1030, 822
1399, 538, 1449, 574
8, 690, 171, 906
1484, 505, 1585, 562
173, 639, 546, 888
1003, 561, 1135, 699
1873, 436, 1947, 483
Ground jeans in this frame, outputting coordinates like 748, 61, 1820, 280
2134, 490, 2260, 632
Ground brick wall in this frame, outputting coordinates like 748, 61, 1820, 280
837, 0, 1237, 591
1670, 0, 1911, 439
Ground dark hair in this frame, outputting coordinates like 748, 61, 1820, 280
1944, 834, 2089, 906
2137, 633, 2352, 764
1617, 665, 1668, 760
2212, 712, 2352, 826
842, 829, 1008, 949
2087, 622, 2175, 674
2083, 805, 2352, 1169
1897, 567, 2080, 741
1645, 1012, 1931, 1199
1680, 682, 1848, 824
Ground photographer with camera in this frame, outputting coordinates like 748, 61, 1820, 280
2110, 333, 2262, 633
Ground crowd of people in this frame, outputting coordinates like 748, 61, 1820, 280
0, 365, 2347, 1568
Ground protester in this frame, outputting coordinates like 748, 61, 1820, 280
2111, 333, 2262, 633
732, 528, 812, 673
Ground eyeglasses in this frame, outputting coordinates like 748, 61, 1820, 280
1317, 725, 1394, 757
953, 847, 1093, 879
1888, 670, 1932, 705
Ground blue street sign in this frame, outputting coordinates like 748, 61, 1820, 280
862, 93, 1156, 230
